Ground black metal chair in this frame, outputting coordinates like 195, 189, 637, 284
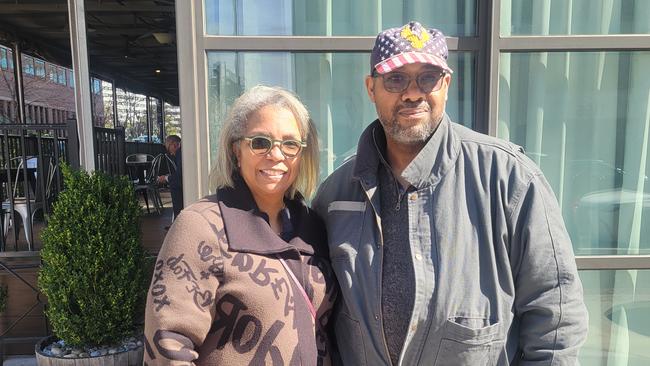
2, 155, 56, 249
126, 153, 161, 214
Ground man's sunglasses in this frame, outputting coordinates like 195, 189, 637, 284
242, 136, 306, 158
375, 70, 446, 93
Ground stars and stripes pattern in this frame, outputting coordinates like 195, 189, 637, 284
375, 52, 450, 75
370, 21, 453, 75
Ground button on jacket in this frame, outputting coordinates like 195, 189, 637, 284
144, 182, 338, 365
312, 114, 588, 365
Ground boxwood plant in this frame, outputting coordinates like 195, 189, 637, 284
39, 164, 147, 347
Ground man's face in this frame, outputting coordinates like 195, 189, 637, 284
365, 63, 451, 146
165, 140, 179, 155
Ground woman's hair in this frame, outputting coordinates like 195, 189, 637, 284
210, 85, 319, 199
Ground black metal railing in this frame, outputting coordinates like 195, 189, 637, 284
93, 126, 126, 176
0, 120, 78, 252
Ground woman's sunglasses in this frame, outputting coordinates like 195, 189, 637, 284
242, 136, 306, 158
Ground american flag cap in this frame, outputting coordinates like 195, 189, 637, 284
370, 21, 453, 75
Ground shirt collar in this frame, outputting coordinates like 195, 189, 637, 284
216, 176, 324, 256
353, 113, 460, 189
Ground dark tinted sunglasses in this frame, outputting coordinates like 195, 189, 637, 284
242, 136, 306, 158
376, 70, 446, 93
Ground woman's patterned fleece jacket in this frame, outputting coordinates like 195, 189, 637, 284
143, 183, 338, 365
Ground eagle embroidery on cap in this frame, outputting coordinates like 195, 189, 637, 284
400, 24, 430, 49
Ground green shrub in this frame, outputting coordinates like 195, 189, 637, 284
39, 164, 147, 347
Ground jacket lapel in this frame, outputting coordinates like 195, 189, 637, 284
217, 181, 321, 256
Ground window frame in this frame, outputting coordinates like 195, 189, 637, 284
176, 0, 650, 269
487, 0, 650, 268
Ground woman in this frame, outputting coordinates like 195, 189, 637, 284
144, 85, 337, 365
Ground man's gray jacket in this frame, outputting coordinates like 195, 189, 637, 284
312, 115, 588, 365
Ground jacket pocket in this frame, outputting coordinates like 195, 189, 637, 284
433, 318, 502, 366
326, 202, 366, 260
335, 311, 367, 366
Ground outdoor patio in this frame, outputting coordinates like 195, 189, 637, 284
0, 191, 172, 359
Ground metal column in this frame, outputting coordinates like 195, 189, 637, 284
67, 0, 95, 170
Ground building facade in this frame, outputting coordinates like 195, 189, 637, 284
175, 1, 650, 364
0, 45, 77, 125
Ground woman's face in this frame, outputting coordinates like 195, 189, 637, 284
234, 105, 303, 204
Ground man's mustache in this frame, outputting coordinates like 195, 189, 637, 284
396, 102, 430, 111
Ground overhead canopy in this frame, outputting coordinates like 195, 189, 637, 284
0, 0, 178, 105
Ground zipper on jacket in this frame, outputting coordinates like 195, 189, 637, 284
394, 175, 406, 211
360, 180, 393, 365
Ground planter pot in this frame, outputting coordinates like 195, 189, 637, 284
35, 336, 144, 366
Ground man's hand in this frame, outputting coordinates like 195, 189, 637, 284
157, 175, 168, 184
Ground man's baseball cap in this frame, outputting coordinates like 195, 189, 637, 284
370, 21, 453, 75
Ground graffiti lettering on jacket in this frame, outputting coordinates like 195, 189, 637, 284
149, 252, 216, 312
210, 294, 288, 360
151, 259, 171, 312
271, 276, 296, 317
198, 241, 224, 280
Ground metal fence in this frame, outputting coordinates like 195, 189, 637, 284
93, 126, 126, 176
0, 120, 78, 252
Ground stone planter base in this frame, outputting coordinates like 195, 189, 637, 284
35, 336, 144, 366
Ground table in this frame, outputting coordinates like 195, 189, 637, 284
126, 161, 152, 185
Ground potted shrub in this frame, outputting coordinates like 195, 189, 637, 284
36, 164, 148, 365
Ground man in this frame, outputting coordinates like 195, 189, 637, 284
312, 21, 588, 365
157, 135, 183, 219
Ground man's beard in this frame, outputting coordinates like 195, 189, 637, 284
379, 103, 441, 145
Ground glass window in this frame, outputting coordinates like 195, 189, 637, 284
22, 60, 75, 124
116, 88, 148, 141
205, 0, 476, 36
207, 51, 475, 179
57, 67, 66, 85
149, 97, 162, 143
47, 64, 57, 83
164, 102, 181, 137
35, 59, 45, 78
7, 49, 13, 70
22, 55, 34, 76
580, 270, 650, 364
92, 78, 101, 94
0, 50, 17, 122
498, 51, 650, 256
68, 70, 74, 88
0, 47, 7, 69
92, 79, 114, 128
502, 0, 650, 36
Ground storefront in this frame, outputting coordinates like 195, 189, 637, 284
176, 1, 650, 364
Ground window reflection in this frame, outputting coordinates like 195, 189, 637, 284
502, 0, 650, 35
206, 51, 474, 178
498, 51, 650, 256
204, 0, 476, 36
580, 270, 650, 364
